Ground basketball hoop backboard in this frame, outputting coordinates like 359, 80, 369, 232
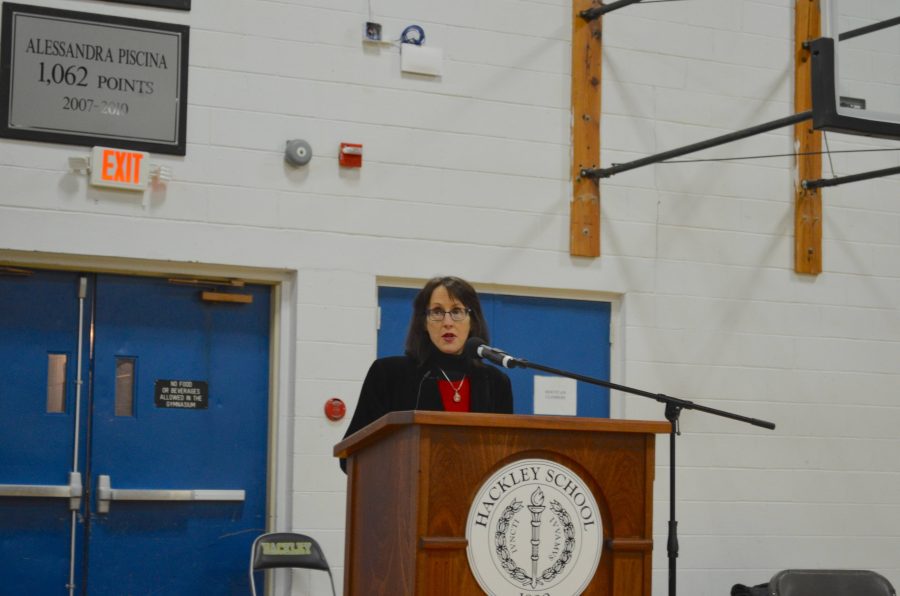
811, 0, 900, 139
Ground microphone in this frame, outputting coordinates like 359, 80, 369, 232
465, 337, 521, 369
414, 368, 436, 411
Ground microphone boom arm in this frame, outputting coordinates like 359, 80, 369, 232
508, 357, 776, 431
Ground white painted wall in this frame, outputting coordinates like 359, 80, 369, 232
1, 0, 898, 594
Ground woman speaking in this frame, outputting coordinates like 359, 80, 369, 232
340, 276, 514, 470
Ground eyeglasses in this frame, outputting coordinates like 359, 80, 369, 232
426, 307, 471, 322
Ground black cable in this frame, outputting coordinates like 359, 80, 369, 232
400, 24, 425, 45
823, 132, 837, 179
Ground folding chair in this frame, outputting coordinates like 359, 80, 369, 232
249, 532, 336, 596
769, 569, 896, 596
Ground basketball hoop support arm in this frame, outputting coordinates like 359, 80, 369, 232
580, 111, 813, 180
839, 16, 900, 42
580, 0, 645, 21
803, 164, 900, 190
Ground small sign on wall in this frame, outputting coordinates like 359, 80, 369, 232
154, 380, 208, 410
533, 375, 578, 416
0, 3, 189, 155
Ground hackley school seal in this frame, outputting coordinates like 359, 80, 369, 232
466, 459, 603, 596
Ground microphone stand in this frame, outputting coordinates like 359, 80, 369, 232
495, 354, 776, 596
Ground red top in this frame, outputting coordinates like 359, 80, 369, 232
437, 376, 471, 412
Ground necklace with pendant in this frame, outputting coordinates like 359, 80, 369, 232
438, 368, 465, 403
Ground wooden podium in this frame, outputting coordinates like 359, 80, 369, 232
334, 411, 669, 595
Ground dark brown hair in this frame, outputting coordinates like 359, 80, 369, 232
404, 276, 490, 364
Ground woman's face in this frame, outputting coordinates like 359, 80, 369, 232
425, 285, 471, 355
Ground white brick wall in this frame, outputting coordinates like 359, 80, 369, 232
2, 0, 899, 594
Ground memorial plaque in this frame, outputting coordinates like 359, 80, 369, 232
0, 3, 189, 154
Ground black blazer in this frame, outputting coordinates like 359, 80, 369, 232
340, 354, 514, 472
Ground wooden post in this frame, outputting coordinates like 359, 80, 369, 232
571, 1, 603, 257
795, 0, 823, 274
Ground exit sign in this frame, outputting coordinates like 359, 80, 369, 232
90, 146, 150, 191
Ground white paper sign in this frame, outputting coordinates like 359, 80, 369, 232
533, 375, 577, 416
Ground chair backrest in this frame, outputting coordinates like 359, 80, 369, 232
770, 569, 896, 596
249, 532, 336, 596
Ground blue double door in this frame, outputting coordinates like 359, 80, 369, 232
378, 287, 612, 417
0, 270, 271, 594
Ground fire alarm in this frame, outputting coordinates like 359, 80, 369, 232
285, 139, 312, 166
339, 143, 363, 168
324, 398, 346, 421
